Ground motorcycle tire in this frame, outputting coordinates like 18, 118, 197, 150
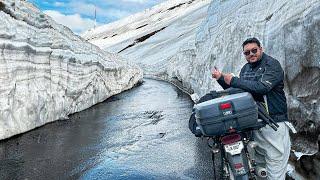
228, 165, 249, 180
229, 174, 250, 180
234, 174, 249, 180
212, 151, 223, 180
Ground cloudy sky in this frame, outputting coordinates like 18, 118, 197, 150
28, 0, 166, 34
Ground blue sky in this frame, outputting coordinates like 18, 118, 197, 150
28, 0, 166, 34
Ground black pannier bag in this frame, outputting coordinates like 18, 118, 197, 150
194, 92, 264, 136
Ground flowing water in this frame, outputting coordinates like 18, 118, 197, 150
0, 79, 214, 179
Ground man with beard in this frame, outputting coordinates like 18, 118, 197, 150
212, 37, 291, 180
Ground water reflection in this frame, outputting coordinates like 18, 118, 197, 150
0, 79, 214, 179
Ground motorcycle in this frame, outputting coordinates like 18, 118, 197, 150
189, 89, 279, 180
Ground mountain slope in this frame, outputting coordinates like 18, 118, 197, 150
83, 0, 211, 76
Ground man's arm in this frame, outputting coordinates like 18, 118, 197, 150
230, 60, 284, 94
212, 66, 232, 89
217, 75, 231, 89
213, 66, 242, 89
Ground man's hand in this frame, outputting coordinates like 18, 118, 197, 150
223, 73, 234, 85
211, 66, 222, 79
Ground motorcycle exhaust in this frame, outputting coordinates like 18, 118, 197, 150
255, 166, 267, 178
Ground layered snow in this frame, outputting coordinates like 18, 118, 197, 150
83, 0, 211, 75
84, 0, 320, 142
0, 0, 143, 140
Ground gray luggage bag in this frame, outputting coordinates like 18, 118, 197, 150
194, 92, 263, 136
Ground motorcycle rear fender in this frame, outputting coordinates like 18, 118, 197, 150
224, 142, 250, 177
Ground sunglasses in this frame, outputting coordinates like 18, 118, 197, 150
243, 48, 258, 56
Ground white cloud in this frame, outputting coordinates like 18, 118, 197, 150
54, 2, 65, 7
68, 2, 96, 16
38, 0, 166, 30
44, 10, 96, 34
67, 1, 131, 20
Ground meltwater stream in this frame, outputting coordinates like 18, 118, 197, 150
0, 79, 214, 179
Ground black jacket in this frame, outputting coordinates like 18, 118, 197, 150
217, 53, 288, 122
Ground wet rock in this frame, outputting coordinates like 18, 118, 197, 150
158, 132, 166, 138
0, 0, 143, 140
289, 135, 320, 179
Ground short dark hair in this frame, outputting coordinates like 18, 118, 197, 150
242, 37, 261, 49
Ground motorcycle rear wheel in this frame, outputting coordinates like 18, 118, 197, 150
212, 152, 250, 180
212, 151, 223, 180
234, 174, 249, 180
228, 165, 249, 180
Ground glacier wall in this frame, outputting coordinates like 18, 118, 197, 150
83, 0, 319, 149
164, 0, 320, 141
0, 0, 143, 140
